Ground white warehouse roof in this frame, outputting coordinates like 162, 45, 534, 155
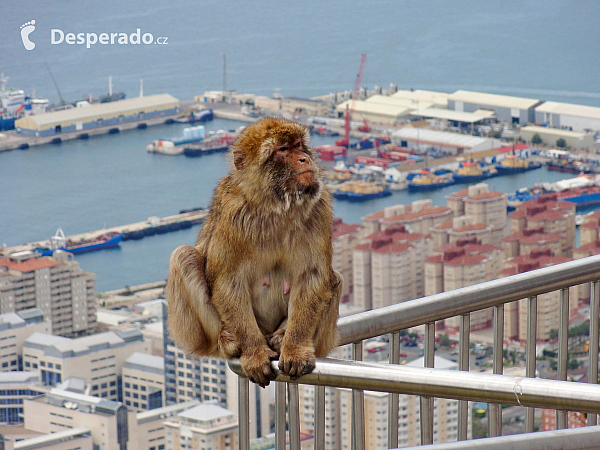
392, 89, 449, 108
336, 99, 411, 117
535, 101, 600, 120
366, 94, 433, 110
448, 90, 540, 110
392, 128, 494, 149
412, 107, 494, 123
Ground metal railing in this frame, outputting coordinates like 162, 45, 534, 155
229, 254, 600, 449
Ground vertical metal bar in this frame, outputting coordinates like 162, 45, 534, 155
557, 288, 569, 429
314, 385, 325, 450
588, 281, 599, 426
420, 322, 435, 445
352, 341, 365, 450
275, 381, 286, 450
388, 332, 400, 449
526, 295, 537, 433
238, 376, 250, 450
489, 305, 504, 437
288, 383, 301, 450
458, 314, 470, 442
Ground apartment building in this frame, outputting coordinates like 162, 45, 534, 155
0, 250, 96, 337
431, 215, 494, 248
579, 210, 600, 246
332, 218, 361, 303
425, 240, 503, 331
0, 371, 49, 423
123, 352, 165, 412
445, 184, 506, 246
0, 308, 50, 371
508, 194, 576, 257
541, 408, 587, 431
501, 251, 577, 341
339, 356, 469, 449
501, 228, 563, 258
362, 200, 453, 235
22, 329, 148, 400
163, 402, 238, 450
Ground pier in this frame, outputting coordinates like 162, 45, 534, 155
1, 208, 208, 256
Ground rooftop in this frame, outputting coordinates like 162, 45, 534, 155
123, 352, 164, 375
535, 101, 600, 120
180, 402, 235, 421
0, 256, 60, 272
448, 90, 540, 110
392, 128, 495, 149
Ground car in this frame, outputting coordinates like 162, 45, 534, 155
400, 352, 407, 357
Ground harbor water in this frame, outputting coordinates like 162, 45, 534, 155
1, 0, 599, 290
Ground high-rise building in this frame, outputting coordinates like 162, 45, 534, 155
123, 352, 165, 411
0, 308, 50, 371
0, 371, 49, 424
22, 329, 148, 400
332, 218, 361, 303
0, 250, 96, 337
362, 200, 453, 235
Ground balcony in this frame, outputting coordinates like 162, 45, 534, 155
229, 254, 600, 449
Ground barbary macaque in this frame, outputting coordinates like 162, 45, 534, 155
166, 117, 341, 387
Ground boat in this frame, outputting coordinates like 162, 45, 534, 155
183, 131, 238, 157
146, 125, 206, 155
408, 169, 455, 192
0, 74, 49, 131
34, 228, 122, 256
174, 106, 214, 124
495, 154, 542, 174
333, 181, 392, 202
452, 160, 498, 183
546, 159, 597, 175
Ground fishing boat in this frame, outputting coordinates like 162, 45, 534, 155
408, 169, 455, 192
495, 154, 542, 174
34, 228, 122, 256
452, 160, 498, 184
333, 181, 392, 202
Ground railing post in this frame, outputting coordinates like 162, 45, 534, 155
352, 341, 365, 450
458, 314, 470, 442
275, 381, 286, 450
238, 376, 250, 450
314, 385, 326, 450
420, 322, 435, 445
489, 305, 504, 437
526, 295, 537, 433
288, 383, 301, 450
388, 331, 400, 448
588, 280, 599, 426
557, 287, 569, 429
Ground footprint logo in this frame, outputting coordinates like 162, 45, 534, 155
20, 20, 36, 50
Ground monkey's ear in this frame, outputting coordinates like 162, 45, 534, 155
233, 150, 245, 171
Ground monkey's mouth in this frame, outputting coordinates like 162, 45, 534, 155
296, 170, 315, 183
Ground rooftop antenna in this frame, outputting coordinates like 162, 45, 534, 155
223, 53, 227, 93
44, 61, 66, 105
108, 75, 113, 96
139, 79, 143, 97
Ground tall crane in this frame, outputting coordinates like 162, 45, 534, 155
335, 53, 367, 147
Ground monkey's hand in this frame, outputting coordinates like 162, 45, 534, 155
279, 344, 316, 379
240, 345, 278, 388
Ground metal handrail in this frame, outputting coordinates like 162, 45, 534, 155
337, 253, 600, 345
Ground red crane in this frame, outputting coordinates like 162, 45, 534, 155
335, 53, 367, 147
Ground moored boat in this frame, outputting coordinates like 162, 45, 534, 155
452, 160, 498, 183
183, 131, 237, 157
408, 169, 455, 192
495, 154, 542, 174
333, 181, 392, 202
146, 125, 206, 155
35, 228, 122, 256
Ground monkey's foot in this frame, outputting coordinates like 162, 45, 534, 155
279, 345, 316, 379
240, 347, 278, 388
266, 329, 286, 356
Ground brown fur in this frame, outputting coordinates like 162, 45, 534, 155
166, 117, 341, 387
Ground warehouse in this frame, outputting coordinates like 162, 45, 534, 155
391, 89, 449, 108
335, 99, 412, 125
520, 125, 595, 149
447, 90, 541, 125
534, 101, 600, 133
15, 94, 179, 137
391, 128, 503, 155
411, 107, 495, 129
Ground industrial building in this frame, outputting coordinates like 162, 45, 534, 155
280, 96, 330, 116
534, 101, 600, 132
391, 128, 503, 155
391, 89, 449, 108
447, 90, 541, 125
411, 107, 495, 129
335, 99, 410, 125
15, 94, 179, 137
520, 125, 595, 149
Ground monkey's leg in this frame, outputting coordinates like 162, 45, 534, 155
314, 270, 342, 357
166, 245, 222, 357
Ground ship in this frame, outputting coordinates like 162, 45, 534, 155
34, 228, 122, 256
452, 160, 498, 184
183, 131, 237, 157
546, 158, 597, 175
495, 154, 542, 174
0, 74, 49, 131
146, 125, 206, 155
408, 169, 455, 192
333, 181, 392, 202
174, 106, 214, 124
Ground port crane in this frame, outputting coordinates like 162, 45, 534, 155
335, 53, 367, 147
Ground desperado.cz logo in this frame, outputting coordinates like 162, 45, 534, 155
19, 20, 168, 50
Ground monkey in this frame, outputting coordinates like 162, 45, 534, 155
166, 117, 342, 387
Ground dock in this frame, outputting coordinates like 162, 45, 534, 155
1, 209, 208, 256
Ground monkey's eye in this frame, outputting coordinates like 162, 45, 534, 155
277, 145, 288, 153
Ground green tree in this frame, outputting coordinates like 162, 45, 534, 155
556, 138, 567, 148
568, 359, 580, 370
549, 328, 558, 340
439, 334, 451, 347
532, 133, 542, 144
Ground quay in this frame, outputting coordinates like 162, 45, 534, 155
1, 208, 208, 256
